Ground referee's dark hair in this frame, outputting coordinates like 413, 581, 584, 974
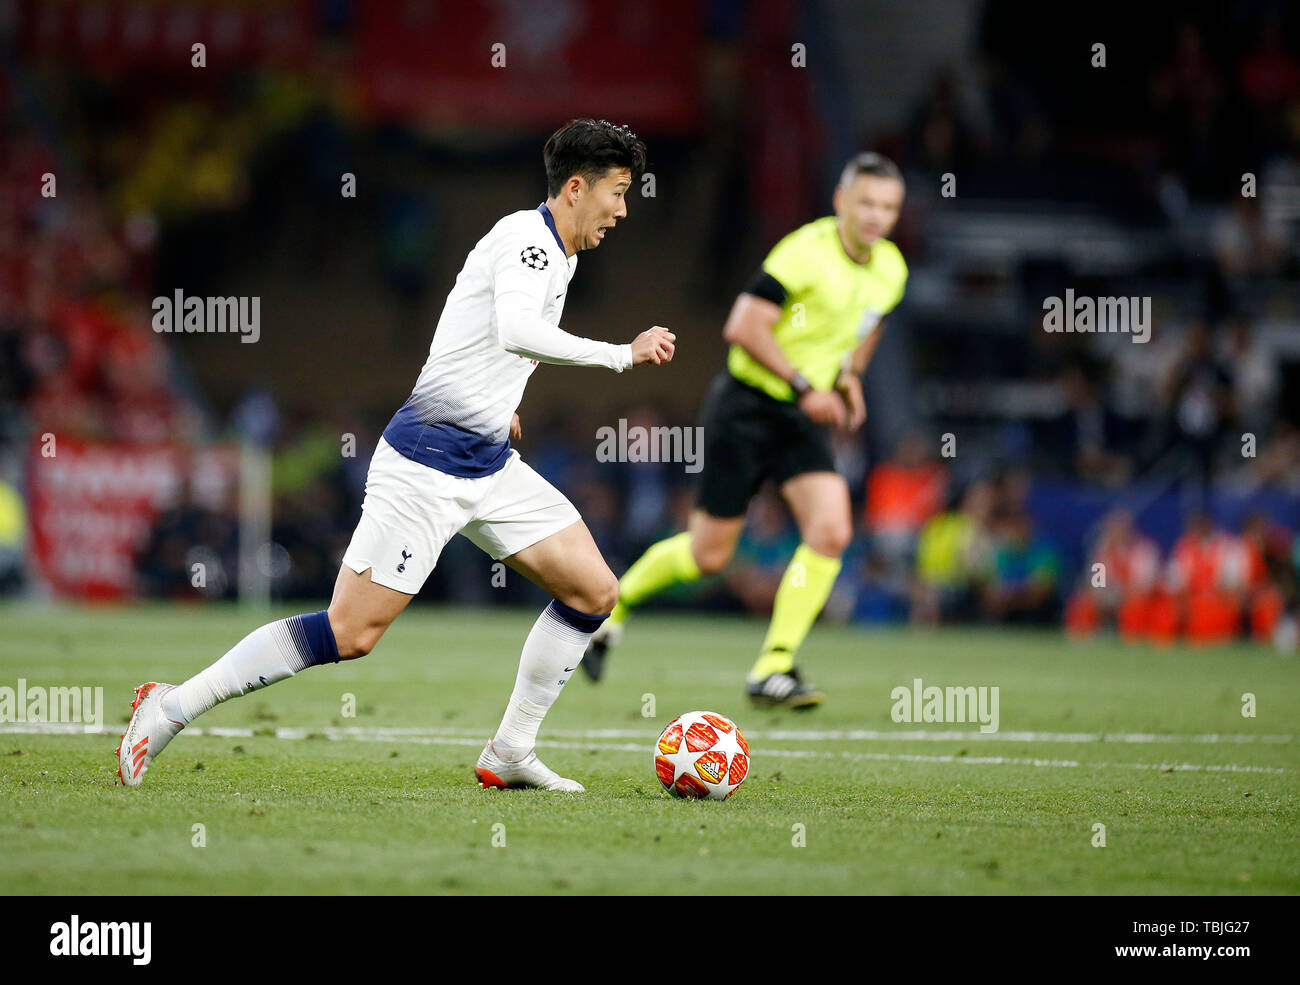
544, 119, 647, 198
839, 152, 905, 192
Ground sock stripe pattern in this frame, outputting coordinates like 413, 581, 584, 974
545, 600, 607, 639
274, 611, 341, 672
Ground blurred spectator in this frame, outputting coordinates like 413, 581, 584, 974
1109, 316, 1183, 422
1212, 194, 1288, 277
1064, 509, 1161, 639
1047, 364, 1132, 485
0, 471, 26, 595
981, 510, 1060, 625
1219, 315, 1281, 436
1238, 510, 1293, 643
1238, 20, 1300, 119
136, 475, 239, 600
1151, 22, 1224, 196
1160, 511, 1247, 644
910, 479, 996, 626
1150, 322, 1233, 495
1259, 134, 1300, 254
865, 429, 949, 566
1228, 422, 1300, 493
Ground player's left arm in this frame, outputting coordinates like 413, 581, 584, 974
835, 320, 886, 431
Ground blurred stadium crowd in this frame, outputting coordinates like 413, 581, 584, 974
0, 1, 1297, 650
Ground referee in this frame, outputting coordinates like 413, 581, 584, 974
585, 152, 908, 707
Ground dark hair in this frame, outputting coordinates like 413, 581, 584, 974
543, 119, 646, 198
839, 151, 904, 191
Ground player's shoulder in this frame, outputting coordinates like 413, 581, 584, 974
763, 217, 833, 279
482, 208, 563, 270
784, 218, 908, 278
773, 215, 836, 253
488, 208, 547, 241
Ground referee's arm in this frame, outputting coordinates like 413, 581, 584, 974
834, 326, 882, 431
723, 280, 847, 427
721, 292, 797, 385
844, 320, 886, 376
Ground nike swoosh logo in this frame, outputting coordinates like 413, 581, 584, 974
563, 666, 577, 672
555, 293, 564, 299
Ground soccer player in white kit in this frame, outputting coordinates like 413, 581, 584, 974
117, 120, 675, 792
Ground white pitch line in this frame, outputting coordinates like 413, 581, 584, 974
1, 723, 1292, 774
752, 729, 1294, 744
336, 734, 1291, 774
462, 727, 1295, 745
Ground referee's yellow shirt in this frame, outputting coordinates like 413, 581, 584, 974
728, 216, 908, 402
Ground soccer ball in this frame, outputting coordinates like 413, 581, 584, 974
654, 710, 750, 800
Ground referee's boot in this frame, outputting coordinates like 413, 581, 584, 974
746, 665, 825, 709
580, 618, 624, 682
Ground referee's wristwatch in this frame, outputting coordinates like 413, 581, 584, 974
789, 371, 813, 397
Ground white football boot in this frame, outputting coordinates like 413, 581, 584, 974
474, 740, 585, 792
117, 683, 185, 787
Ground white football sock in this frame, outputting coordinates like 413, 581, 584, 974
162, 612, 339, 725
492, 602, 597, 761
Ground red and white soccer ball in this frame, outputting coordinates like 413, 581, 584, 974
654, 710, 750, 800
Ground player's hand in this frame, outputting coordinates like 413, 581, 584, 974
632, 326, 676, 366
836, 372, 867, 431
510, 414, 522, 441
798, 388, 848, 427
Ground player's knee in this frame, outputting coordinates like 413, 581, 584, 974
333, 629, 376, 660
804, 522, 851, 558
342, 634, 377, 660
593, 571, 621, 616
325, 608, 381, 660
693, 541, 733, 576
572, 570, 620, 617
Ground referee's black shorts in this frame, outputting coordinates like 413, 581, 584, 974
695, 371, 837, 518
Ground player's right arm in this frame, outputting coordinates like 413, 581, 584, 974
630, 326, 676, 365
722, 293, 846, 426
493, 222, 673, 370
497, 301, 673, 369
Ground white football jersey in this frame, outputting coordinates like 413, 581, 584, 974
383, 204, 632, 477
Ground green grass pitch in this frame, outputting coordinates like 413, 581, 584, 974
2, 602, 1297, 895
